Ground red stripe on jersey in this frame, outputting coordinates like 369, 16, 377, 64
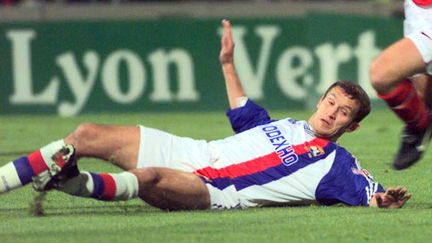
195, 138, 329, 180
195, 152, 281, 179
292, 138, 329, 154
100, 173, 117, 200
27, 150, 49, 175
413, 0, 432, 6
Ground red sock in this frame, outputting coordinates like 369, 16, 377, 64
378, 79, 430, 132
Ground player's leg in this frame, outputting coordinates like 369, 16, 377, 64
0, 123, 140, 194
133, 167, 210, 210
0, 139, 71, 194
370, 38, 426, 93
412, 74, 432, 109
56, 170, 139, 201
370, 36, 432, 169
56, 167, 210, 211
369, 37, 430, 132
65, 123, 140, 170
66, 123, 210, 172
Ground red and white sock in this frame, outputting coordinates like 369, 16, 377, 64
0, 140, 65, 193
378, 79, 430, 132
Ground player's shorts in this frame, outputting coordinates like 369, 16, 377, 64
404, 0, 432, 64
136, 126, 243, 209
136, 126, 213, 171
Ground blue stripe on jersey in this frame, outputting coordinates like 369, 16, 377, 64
206, 142, 337, 191
89, 172, 104, 199
13, 157, 35, 185
226, 100, 274, 133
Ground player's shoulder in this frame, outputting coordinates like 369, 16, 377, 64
270, 117, 316, 134
276, 117, 309, 127
330, 143, 357, 165
333, 143, 351, 154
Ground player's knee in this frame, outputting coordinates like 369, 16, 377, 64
369, 59, 391, 93
69, 123, 102, 147
129, 168, 160, 187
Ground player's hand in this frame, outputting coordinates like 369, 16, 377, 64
220, 19, 235, 65
370, 186, 411, 209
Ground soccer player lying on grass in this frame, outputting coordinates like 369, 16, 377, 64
0, 20, 410, 210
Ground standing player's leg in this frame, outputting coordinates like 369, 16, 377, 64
370, 36, 432, 169
56, 167, 210, 211
412, 74, 432, 109
0, 123, 140, 194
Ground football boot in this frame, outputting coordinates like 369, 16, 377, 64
393, 123, 432, 170
32, 144, 79, 191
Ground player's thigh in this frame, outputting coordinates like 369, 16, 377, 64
101, 125, 140, 170
371, 38, 425, 85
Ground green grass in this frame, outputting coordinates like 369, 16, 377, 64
1, 110, 432, 242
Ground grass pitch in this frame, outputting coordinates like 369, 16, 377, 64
0, 110, 431, 242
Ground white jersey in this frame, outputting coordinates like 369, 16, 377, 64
191, 100, 383, 209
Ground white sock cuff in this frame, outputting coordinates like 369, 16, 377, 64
82, 171, 94, 195
0, 162, 22, 193
40, 139, 65, 169
112, 171, 139, 200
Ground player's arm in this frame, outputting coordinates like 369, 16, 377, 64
220, 19, 247, 109
316, 150, 411, 209
369, 186, 411, 208
220, 19, 273, 133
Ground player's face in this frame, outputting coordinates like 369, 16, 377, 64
308, 86, 360, 141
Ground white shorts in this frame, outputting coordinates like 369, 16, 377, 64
136, 126, 242, 209
136, 126, 212, 171
404, 0, 432, 63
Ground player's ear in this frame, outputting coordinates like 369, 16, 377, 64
345, 122, 359, 133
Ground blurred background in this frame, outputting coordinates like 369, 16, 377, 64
0, 0, 404, 20
0, 0, 405, 116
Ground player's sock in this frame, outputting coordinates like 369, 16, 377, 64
57, 171, 139, 201
378, 79, 430, 132
0, 140, 65, 194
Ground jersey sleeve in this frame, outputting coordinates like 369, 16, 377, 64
315, 148, 385, 207
225, 99, 274, 133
